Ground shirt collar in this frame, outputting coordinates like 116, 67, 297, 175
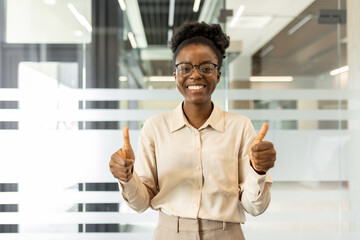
199, 103, 224, 132
170, 102, 187, 133
170, 101, 225, 133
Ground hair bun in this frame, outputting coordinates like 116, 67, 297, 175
169, 21, 230, 68
169, 21, 230, 57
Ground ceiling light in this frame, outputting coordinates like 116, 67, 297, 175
73, 30, 83, 37
250, 76, 293, 82
118, 0, 126, 11
148, 76, 174, 82
119, 76, 128, 82
193, 0, 201, 13
260, 45, 274, 58
67, 3, 92, 32
330, 66, 349, 76
230, 5, 245, 27
287, 14, 313, 35
234, 16, 272, 28
168, 29, 173, 43
168, 0, 175, 27
128, 32, 137, 49
43, 0, 56, 5
125, 0, 148, 48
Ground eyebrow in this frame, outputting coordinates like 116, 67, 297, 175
175, 61, 215, 65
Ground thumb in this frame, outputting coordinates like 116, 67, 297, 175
122, 126, 135, 160
248, 123, 268, 172
123, 126, 132, 150
253, 122, 269, 144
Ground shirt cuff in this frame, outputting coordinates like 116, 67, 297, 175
118, 171, 140, 200
246, 166, 273, 196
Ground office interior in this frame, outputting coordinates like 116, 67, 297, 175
0, 0, 359, 239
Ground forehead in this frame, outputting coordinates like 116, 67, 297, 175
176, 44, 217, 63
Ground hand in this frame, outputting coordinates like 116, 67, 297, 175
248, 123, 276, 174
109, 127, 135, 182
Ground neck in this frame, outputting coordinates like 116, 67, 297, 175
182, 101, 213, 129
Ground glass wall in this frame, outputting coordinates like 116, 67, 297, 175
0, 0, 359, 239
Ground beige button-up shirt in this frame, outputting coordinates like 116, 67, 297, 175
119, 102, 272, 223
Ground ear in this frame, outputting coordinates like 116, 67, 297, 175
173, 72, 179, 90
173, 71, 177, 83
216, 70, 221, 84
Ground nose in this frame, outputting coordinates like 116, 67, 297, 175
189, 65, 202, 79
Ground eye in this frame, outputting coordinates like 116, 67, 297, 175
200, 64, 214, 73
178, 64, 192, 73
181, 66, 191, 72
201, 67, 212, 72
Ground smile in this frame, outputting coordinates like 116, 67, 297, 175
187, 85, 205, 90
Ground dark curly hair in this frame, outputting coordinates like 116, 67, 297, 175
169, 21, 230, 69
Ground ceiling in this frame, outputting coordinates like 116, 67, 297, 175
225, 0, 316, 56
252, 0, 347, 76
135, 0, 347, 80
135, 0, 318, 78
135, 0, 316, 56
138, 0, 204, 45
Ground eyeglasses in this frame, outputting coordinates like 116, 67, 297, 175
174, 62, 218, 77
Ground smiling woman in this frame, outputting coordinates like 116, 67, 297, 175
109, 21, 276, 240
174, 44, 220, 114
169, 22, 229, 128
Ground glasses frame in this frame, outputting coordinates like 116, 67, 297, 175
174, 62, 218, 77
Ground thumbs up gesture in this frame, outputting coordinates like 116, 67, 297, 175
248, 123, 276, 174
109, 127, 135, 182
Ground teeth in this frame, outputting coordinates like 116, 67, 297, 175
188, 85, 204, 90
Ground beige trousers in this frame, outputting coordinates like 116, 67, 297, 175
153, 211, 246, 240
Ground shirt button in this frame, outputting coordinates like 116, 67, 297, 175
195, 184, 200, 190
194, 131, 199, 136
195, 166, 200, 171
195, 147, 200, 151
193, 203, 198, 208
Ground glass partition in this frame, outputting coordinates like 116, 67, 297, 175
0, 0, 359, 239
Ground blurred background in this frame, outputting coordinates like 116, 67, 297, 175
0, 0, 359, 239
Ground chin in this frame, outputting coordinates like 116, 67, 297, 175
185, 97, 211, 105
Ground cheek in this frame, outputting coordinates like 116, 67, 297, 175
175, 77, 184, 87
211, 79, 219, 90
175, 79, 184, 93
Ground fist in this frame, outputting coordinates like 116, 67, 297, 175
248, 123, 276, 174
109, 127, 135, 182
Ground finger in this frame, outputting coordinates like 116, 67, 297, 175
250, 160, 265, 173
116, 157, 134, 167
111, 159, 134, 169
252, 141, 274, 151
112, 152, 125, 164
110, 165, 133, 174
123, 158, 134, 166
252, 155, 275, 166
254, 122, 268, 143
252, 162, 274, 172
123, 127, 132, 150
252, 149, 276, 160
111, 152, 134, 166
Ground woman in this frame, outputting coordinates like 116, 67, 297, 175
109, 21, 276, 240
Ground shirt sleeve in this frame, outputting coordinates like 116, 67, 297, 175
118, 119, 158, 213
238, 119, 273, 216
